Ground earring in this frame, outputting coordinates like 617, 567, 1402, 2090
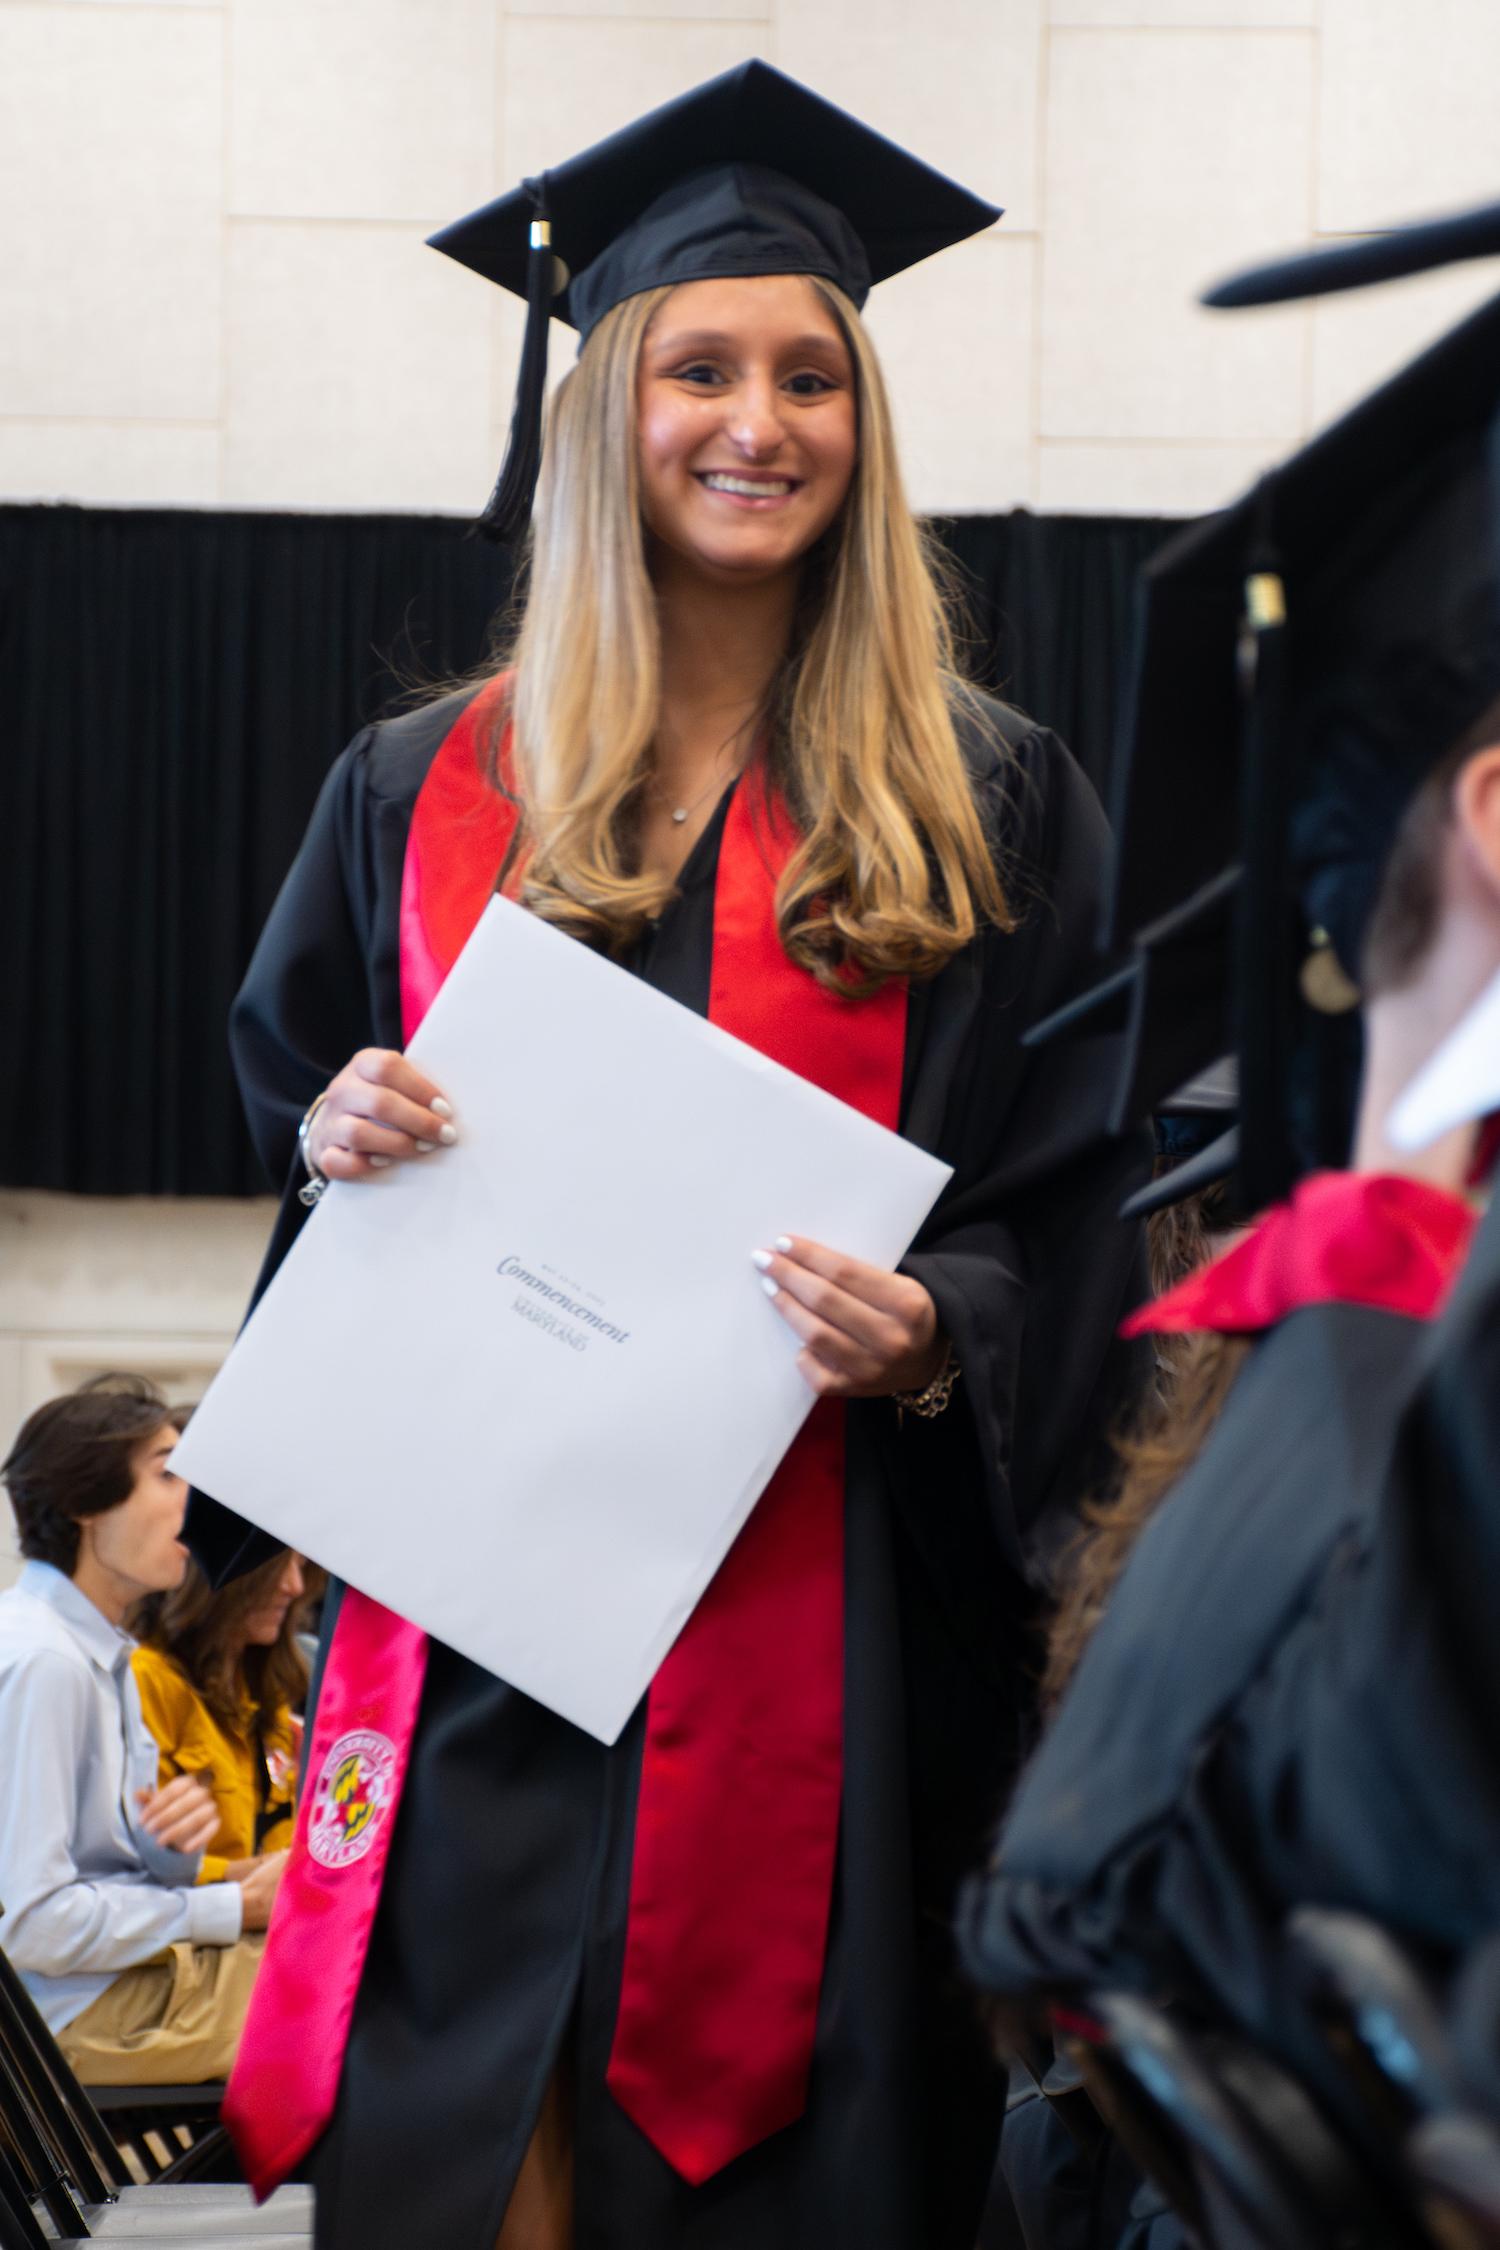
1299, 926, 1361, 1015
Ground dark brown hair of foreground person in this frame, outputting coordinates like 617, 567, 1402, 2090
0, 1372, 175, 1576
1044, 718, 1495, 1706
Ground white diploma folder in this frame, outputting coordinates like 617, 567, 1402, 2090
174, 899, 952, 1744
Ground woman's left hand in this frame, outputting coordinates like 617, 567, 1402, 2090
755, 1237, 946, 1399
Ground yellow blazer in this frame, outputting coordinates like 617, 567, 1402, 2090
132, 1643, 299, 1883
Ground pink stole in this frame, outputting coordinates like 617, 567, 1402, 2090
225, 675, 908, 2194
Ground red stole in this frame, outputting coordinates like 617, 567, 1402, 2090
1124, 1169, 1479, 1340
225, 676, 908, 2195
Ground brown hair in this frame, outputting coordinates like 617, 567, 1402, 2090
492, 277, 1013, 995
1043, 1326, 1250, 1706
133, 1548, 316, 1737
1043, 1182, 1250, 1705
1, 1374, 176, 1577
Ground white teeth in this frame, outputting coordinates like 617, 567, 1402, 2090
702, 472, 793, 497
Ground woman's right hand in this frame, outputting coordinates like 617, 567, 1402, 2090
306, 1050, 457, 1183
238, 1850, 289, 1930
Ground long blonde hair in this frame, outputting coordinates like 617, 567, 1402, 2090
495, 278, 1013, 992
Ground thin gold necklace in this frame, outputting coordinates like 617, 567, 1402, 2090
646, 715, 755, 826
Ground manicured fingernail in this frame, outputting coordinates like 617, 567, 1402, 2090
369, 1155, 392, 1169
751, 1249, 774, 1270
415, 1139, 436, 1153
775, 1236, 793, 1252
761, 1277, 780, 1299
438, 1123, 458, 1145
431, 1097, 453, 1118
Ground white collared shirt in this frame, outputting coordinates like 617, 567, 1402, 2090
0, 1560, 242, 2031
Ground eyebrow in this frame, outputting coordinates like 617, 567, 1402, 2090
649, 329, 849, 361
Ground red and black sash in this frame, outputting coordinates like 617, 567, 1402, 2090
225, 675, 908, 2193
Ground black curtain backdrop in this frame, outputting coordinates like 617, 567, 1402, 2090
0, 503, 1173, 1197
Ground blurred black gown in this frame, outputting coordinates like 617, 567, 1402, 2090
188, 683, 1148, 2250
961, 1182, 1500, 2137
1396, 1192, 1500, 2114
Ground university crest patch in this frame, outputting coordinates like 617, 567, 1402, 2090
306, 1728, 398, 1870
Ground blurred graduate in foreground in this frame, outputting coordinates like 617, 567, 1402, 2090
963, 269, 1500, 2194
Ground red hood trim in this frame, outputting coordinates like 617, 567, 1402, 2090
1124, 1170, 1479, 1339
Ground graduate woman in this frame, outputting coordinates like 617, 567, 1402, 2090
189, 63, 1145, 2250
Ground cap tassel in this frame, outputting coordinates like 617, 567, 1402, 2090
477, 179, 558, 545
1234, 493, 1295, 1213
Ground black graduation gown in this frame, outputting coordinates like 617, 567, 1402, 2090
188, 684, 1148, 2250
960, 1262, 1500, 2127
1400, 1190, 1500, 1813
1387, 1193, 1500, 2116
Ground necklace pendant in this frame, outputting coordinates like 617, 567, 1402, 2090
671, 806, 688, 824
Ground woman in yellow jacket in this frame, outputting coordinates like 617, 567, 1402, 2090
133, 1549, 310, 1883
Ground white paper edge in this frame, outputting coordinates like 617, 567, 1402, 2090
1387, 963, 1500, 1149
177, 898, 956, 1742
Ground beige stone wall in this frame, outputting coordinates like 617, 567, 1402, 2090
3, 0, 1500, 521
0, 1196, 277, 1585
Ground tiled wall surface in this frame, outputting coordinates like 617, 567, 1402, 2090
4, 0, 1500, 522
0, 1196, 278, 1588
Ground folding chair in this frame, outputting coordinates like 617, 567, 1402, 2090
1407, 2114, 1500, 2250
0, 1942, 310, 2242
78, 2096, 226, 2193
1283, 1905, 1500, 2249
1285, 1907, 1462, 2136
1051, 2000, 1207, 2243
0, 1948, 221, 2193
1058, 1990, 1417, 2250
0, 2069, 312, 2243
0, 2144, 49, 2250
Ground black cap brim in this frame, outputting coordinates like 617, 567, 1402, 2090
1202, 195, 1500, 309
1158, 1057, 1237, 1118
1105, 282, 1500, 948
1120, 1127, 1239, 1222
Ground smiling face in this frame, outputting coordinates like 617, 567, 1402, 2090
635, 273, 859, 587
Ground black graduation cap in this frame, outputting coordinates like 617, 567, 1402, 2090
1203, 192, 1500, 309
1121, 1060, 1239, 1225
1103, 285, 1500, 1211
428, 59, 1001, 540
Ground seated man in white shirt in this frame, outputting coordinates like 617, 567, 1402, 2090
0, 1374, 284, 2083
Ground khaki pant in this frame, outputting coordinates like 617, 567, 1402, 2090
57, 1935, 266, 2086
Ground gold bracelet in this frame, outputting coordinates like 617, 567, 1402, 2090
894, 1344, 960, 1423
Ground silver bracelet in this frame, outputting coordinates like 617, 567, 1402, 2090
297, 1093, 331, 1209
